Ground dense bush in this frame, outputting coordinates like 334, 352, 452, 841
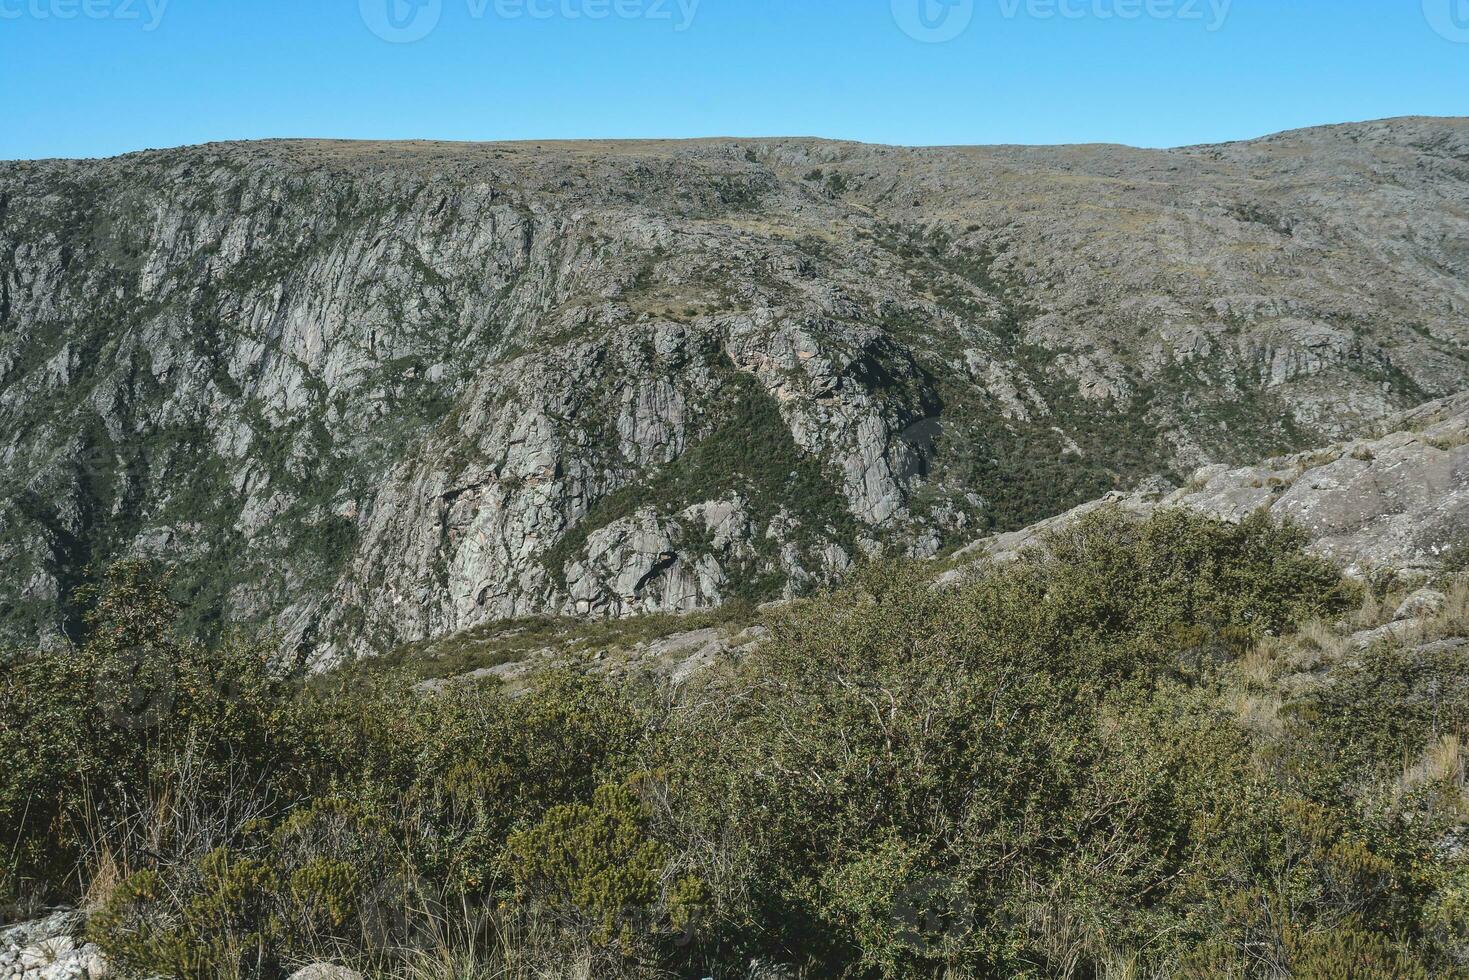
650, 510, 1394, 976
0, 561, 312, 903
3, 511, 1467, 978
507, 779, 705, 956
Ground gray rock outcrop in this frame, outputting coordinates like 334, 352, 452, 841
286, 965, 363, 980
0, 912, 106, 980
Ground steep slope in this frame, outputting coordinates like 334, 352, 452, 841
2, 118, 1467, 659
949, 389, 1469, 580
411, 392, 1469, 693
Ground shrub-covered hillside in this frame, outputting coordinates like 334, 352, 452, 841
3, 510, 1468, 978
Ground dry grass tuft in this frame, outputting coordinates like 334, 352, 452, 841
1347, 589, 1391, 630
1293, 620, 1350, 664
1423, 430, 1469, 452
1396, 735, 1468, 811
1232, 692, 1284, 737
1436, 576, 1469, 633
1236, 640, 1281, 686
81, 846, 124, 916
376, 899, 612, 980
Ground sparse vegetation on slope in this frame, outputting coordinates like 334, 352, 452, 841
5, 510, 1467, 977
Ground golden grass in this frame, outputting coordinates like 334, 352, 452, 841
1424, 431, 1469, 451
1396, 735, 1468, 814
1294, 619, 1350, 661
1347, 588, 1390, 631
81, 846, 124, 916
393, 909, 597, 980
1231, 691, 1284, 738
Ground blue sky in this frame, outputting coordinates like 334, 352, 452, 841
1, 0, 1464, 159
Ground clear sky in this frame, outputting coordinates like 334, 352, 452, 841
1, 0, 1465, 160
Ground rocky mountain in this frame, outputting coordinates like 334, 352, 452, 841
2, 117, 1467, 660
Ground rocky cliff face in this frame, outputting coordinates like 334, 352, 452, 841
407, 392, 1469, 696
2, 118, 1467, 660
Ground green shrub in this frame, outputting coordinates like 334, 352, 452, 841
401, 670, 653, 896
270, 796, 404, 949
650, 510, 1380, 976
1289, 926, 1434, 979
91, 850, 279, 979
0, 560, 310, 904
93, 800, 407, 978
1289, 642, 1469, 787
508, 780, 703, 956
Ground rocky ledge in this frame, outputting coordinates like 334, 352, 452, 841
409, 389, 1469, 692
4, 119, 1467, 662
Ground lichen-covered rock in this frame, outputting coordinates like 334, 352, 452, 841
0, 915, 84, 953
287, 965, 364, 980
1397, 589, 1449, 622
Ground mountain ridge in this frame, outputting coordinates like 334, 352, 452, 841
2, 115, 1466, 660
18, 112, 1463, 163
